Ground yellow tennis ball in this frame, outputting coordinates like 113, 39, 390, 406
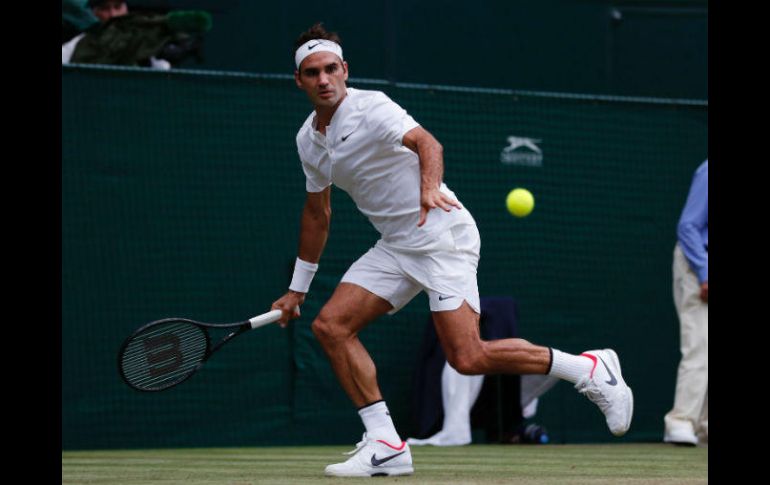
506, 188, 534, 217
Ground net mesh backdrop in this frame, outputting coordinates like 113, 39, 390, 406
62, 65, 707, 449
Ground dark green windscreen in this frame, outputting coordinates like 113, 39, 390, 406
62, 65, 706, 449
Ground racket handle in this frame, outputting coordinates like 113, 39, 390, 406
248, 309, 283, 329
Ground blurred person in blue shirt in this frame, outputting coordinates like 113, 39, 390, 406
663, 160, 708, 446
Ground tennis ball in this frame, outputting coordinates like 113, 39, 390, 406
506, 188, 534, 217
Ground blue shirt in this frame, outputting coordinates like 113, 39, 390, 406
677, 160, 708, 283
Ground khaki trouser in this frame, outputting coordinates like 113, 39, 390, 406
664, 243, 708, 440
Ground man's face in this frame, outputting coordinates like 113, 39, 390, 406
92, 1, 128, 23
294, 51, 349, 109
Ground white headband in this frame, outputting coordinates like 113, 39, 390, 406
294, 39, 344, 69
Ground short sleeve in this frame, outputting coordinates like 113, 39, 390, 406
297, 138, 330, 193
367, 93, 420, 145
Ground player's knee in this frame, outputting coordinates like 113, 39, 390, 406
311, 311, 352, 343
446, 347, 486, 375
310, 317, 335, 343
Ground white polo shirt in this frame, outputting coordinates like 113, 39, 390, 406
296, 87, 475, 251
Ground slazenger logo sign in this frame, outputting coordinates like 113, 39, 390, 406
500, 136, 543, 167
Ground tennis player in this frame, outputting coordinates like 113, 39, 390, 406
272, 23, 634, 477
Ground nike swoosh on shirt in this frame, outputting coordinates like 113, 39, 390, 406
371, 451, 405, 467
341, 130, 356, 141
598, 356, 618, 386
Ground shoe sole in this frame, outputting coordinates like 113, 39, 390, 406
325, 465, 414, 477
605, 349, 633, 436
371, 465, 414, 477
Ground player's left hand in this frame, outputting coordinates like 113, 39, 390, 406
418, 187, 462, 227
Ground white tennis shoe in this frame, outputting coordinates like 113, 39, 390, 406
325, 433, 414, 477
575, 349, 634, 436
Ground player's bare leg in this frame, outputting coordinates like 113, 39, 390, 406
312, 282, 413, 477
431, 301, 551, 375
432, 301, 633, 436
311, 282, 392, 407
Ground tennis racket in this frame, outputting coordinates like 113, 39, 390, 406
118, 309, 283, 392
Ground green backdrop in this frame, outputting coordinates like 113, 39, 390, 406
131, 0, 708, 99
62, 64, 707, 449
64, 0, 707, 98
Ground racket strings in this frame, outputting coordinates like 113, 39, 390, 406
120, 321, 208, 391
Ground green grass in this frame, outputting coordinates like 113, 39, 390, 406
62, 443, 707, 485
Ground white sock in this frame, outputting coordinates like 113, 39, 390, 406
358, 401, 402, 445
548, 348, 595, 384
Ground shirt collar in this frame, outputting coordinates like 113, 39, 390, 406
310, 87, 359, 142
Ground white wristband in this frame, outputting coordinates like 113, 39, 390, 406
289, 257, 318, 293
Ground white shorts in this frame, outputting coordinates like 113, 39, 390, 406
341, 224, 481, 314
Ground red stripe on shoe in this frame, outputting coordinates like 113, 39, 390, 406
580, 353, 598, 379
377, 440, 407, 451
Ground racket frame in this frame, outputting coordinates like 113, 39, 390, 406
117, 309, 282, 392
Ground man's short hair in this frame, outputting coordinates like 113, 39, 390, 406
294, 22, 342, 51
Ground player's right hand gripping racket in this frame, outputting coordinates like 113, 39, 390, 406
118, 309, 283, 392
